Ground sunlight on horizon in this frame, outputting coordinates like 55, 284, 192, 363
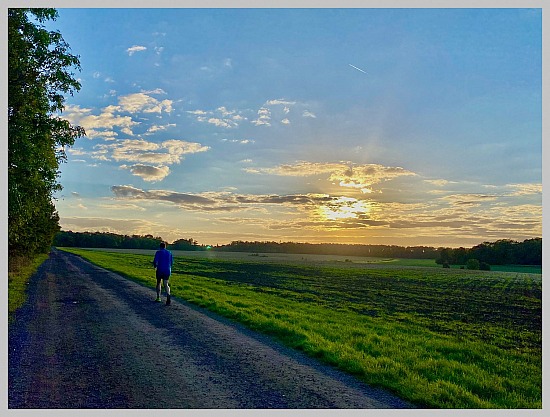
318, 197, 373, 221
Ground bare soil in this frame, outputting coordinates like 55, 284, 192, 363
8, 249, 415, 409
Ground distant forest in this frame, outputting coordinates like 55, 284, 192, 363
53, 231, 541, 266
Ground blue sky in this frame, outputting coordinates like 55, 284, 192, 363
45, 7, 541, 247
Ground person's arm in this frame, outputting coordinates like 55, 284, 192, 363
153, 251, 158, 268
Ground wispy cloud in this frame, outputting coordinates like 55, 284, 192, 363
146, 124, 176, 134
221, 138, 255, 145
60, 216, 159, 235
141, 88, 167, 95
251, 107, 271, 126
126, 45, 147, 56
505, 183, 542, 196
187, 107, 246, 129
246, 161, 416, 193
440, 193, 499, 207
265, 99, 297, 106
185, 98, 315, 129
111, 185, 337, 213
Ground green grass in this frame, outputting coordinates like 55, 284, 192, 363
380, 258, 542, 274
60, 247, 542, 409
8, 254, 49, 322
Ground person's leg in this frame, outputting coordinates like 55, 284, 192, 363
156, 277, 162, 301
164, 278, 171, 305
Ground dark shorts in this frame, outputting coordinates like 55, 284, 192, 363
156, 270, 170, 281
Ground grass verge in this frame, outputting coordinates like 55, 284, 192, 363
60, 247, 542, 409
8, 253, 49, 322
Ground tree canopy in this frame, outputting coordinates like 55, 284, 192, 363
8, 8, 85, 257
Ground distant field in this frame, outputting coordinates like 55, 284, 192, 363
72, 247, 542, 273
59, 247, 542, 409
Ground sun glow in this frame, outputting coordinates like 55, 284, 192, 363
319, 197, 372, 221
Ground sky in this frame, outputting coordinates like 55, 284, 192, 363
41, 6, 541, 248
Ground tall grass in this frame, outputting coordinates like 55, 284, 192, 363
60, 247, 541, 408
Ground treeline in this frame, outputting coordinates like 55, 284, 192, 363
215, 241, 439, 259
54, 232, 542, 266
214, 239, 542, 265
53, 231, 206, 251
436, 238, 541, 266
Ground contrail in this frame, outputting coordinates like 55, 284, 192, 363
349, 64, 367, 74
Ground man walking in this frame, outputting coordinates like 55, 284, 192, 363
153, 242, 173, 305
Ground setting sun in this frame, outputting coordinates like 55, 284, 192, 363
318, 197, 372, 221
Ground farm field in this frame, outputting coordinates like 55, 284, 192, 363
70, 247, 543, 274
59, 247, 542, 408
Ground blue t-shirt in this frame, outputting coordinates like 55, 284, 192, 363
154, 248, 173, 276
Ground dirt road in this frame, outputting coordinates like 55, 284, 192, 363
8, 249, 415, 409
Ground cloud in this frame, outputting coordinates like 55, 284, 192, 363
424, 179, 456, 187
98, 203, 147, 211
184, 98, 316, 130
217, 106, 235, 117
126, 45, 147, 56
330, 164, 416, 193
265, 99, 297, 106
74, 138, 208, 180
97, 138, 209, 166
440, 193, 499, 207
59, 216, 158, 235
118, 93, 173, 114
146, 123, 176, 134
221, 139, 255, 145
247, 161, 416, 194
101, 175, 541, 243
255, 98, 317, 126
111, 185, 338, 213
162, 139, 210, 157
506, 183, 542, 196
247, 161, 342, 176
63, 104, 139, 137
120, 164, 171, 182
251, 107, 271, 126
187, 107, 245, 128
142, 88, 167, 95
187, 110, 208, 115
111, 185, 224, 210
62, 90, 175, 143
208, 118, 237, 128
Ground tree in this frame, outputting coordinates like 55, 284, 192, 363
479, 262, 491, 271
466, 259, 480, 270
8, 8, 85, 257
435, 248, 452, 265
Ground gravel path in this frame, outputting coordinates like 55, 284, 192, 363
8, 249, 415, 409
